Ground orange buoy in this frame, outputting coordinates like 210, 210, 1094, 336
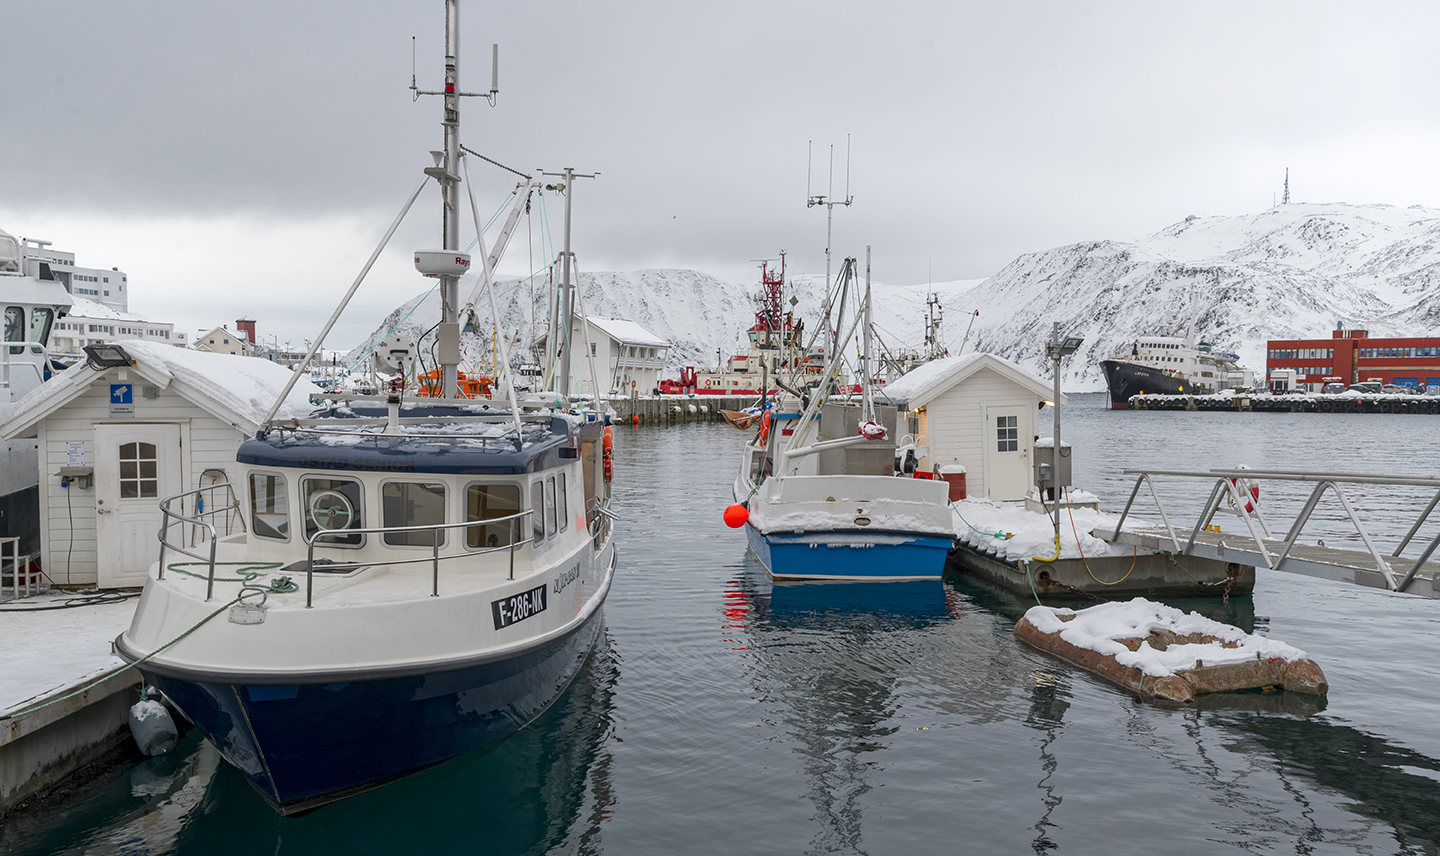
602, 426, 614, 482
632, 415, 639, 424
723, 503, 749, 528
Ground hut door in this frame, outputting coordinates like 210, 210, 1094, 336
984, 406, 1029, 502
95, 424, 181, 588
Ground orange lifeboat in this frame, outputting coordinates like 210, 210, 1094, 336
414, 370, 494, 399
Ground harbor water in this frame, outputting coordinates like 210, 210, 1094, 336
9, 392, 1440, 854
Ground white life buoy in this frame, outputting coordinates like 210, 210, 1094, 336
1227, 468, 1259, 514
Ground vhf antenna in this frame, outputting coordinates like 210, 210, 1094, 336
807, 135, 854, 363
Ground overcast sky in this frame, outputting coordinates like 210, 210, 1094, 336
5, 1, 1440, 349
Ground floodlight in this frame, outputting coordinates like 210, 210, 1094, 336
83, 344, 133, 369
1060, 337, 1084, 355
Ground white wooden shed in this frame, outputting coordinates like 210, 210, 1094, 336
0, 340, 319, 588
878, 353, 1065, 502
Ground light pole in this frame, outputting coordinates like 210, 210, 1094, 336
1045, 322, 1084, 543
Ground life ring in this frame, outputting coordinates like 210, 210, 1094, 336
705, 379, 712, 388
758, 411, 771, 444
1227, 477, 1259, 514
602, 426, 614, 483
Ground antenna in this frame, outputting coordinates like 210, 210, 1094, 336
845, 133, 851, 201
806, 140, 813, 203
1282, 167, 1290, 205
491, 43, 499, 95
411, 36, 418, 101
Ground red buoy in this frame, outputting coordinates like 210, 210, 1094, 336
723, 504, 749, 528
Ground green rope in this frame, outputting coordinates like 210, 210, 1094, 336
1, 568, 296, 722
164, 560, 294, 590
1024, 560, 1043, 606
948, 501, 1012, 540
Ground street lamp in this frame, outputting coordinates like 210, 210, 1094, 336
1045, 324, 1083, 545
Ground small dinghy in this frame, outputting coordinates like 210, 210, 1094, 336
1014, 598, 1327, 703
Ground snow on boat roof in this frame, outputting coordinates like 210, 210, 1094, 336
5, 339, 320, 433
1024, 598, 1308, 677
877, 352, 1059, 410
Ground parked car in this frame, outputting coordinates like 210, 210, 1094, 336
1349, 382, 1383, 395
1321, 382, 1347, 394
1382, 384, 1415, 394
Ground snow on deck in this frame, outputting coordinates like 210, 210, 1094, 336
951, 496, 1151, 563
0, 594, 138, 715
1023, 598, 1309, 677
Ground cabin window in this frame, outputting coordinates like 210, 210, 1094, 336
28, 308, 52, 345
249, 472, 290, 540
996, 415, 1019, 452
532, 479, 545, 543
382, 481, 446, 547
118, 442, 158, 498
301, 477, 364, 547
545, 477, 558, 538
556, 472, 568, 532
465, 483, 521, 549
4, 307, 21, 353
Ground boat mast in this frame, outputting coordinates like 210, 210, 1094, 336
862, 246, 874, 422
807, 139, 853, 361
542, 167, 596, 400
436, 0, 463, 400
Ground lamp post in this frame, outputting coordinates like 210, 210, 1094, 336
1045, 322, 1084, 543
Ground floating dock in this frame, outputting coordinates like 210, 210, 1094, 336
0, 594, 141, 817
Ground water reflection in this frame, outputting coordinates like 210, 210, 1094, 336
728, 567, 960, 854
8, 629, 621, 856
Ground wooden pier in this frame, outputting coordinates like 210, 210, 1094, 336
609, 395, 760, 426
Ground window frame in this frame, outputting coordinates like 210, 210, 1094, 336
300, 475, 367, 549
248, 470, 292, 543
463, 480, 524, 551
379, 478, 448, 548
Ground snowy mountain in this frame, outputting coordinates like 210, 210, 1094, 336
345, 203, 1440, 392
958, 202, 1440, 390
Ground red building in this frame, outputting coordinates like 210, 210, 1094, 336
1267, 328, 1440, 391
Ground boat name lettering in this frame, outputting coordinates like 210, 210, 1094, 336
296, 456, 417, 473
552, 562, 581, 595
492, 584, 548, 630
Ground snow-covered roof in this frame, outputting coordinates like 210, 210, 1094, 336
63, 296, 149, 322
585, 317, 669, 348
876, 352, 1063, 410
0, 339, 321, 439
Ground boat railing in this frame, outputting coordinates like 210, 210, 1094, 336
156, 482, 250, 600
1107, 467, 1440, 593
299, 510, 535, 608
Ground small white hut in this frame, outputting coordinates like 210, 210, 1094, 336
877, 353, 1064, 502
0, 340, 320, 588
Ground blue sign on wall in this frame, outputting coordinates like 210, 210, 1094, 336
110, 384, 133, 404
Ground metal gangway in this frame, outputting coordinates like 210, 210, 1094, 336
1092, 468, 1440, 598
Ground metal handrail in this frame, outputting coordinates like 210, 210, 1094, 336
1108, 468, 1440, 592
302, 509, 535, 608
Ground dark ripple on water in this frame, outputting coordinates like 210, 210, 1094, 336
12, 408, 1440, 854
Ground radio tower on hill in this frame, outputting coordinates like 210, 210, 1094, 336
1282, 167, 1290, 205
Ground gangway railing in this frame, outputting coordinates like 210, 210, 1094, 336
1107, 468, 1440, 593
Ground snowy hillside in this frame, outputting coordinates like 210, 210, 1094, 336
958, 202, 1440, 390
344, 203, 1440, 392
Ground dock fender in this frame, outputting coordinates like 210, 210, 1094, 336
1280, 658, 1329, 695
1139, 674, 1196, 704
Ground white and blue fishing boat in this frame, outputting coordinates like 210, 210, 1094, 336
117, 1, 617, 815
731, 251, 954, 581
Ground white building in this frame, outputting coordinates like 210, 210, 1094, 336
49, 297, 185, 359
0, 340, 320, 588
878, 353, 1064, 502
13, 235, 130, 315
536, 316, 669, 396
195, 326, 256, 356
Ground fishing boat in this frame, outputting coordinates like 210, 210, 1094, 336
729, 251, 954, 581
116, 1, 617, 814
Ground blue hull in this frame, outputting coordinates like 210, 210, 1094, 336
141, 610, 605, 814
745, 523, 952, 581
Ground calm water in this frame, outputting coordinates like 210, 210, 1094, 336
11, 393, 1440, 855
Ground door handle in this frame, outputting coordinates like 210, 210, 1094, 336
97, 508, 112, 514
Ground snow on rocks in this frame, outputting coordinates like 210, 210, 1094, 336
1015, 598, 1328, 703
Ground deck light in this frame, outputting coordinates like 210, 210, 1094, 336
83, 344, 133, 369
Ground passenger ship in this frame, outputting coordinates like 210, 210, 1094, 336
1101, 335, 1253, 409
117, 0, 617, 814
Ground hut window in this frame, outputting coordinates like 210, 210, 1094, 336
249, 472, 290, 540
301, 477, 364, 547
119, 442, 158, 498
382, 481, 446, 546
996, 415, 1018, 452
465, 483, 521, 549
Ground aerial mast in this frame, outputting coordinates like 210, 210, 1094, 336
807, 137, 853, 362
